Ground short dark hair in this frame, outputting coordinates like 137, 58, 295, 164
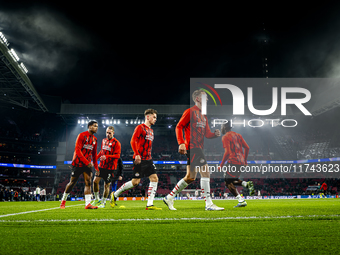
88, 120, 98, 128
144, 109, 158, 116
221, 121, 232, 134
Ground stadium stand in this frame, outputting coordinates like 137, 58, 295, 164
1, 102, 340, 202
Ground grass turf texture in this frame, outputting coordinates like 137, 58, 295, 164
0, 199, 339, 254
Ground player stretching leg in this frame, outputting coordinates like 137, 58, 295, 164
60, 120, 99, 209
92, 126, 121, 208
110, 109, 162, 210
220, 122, 254, 208
163, 89, 224, 211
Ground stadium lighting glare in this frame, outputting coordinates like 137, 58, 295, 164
125, 120, 128, 124
102, 120, 105, 124
130, 120, 133, 124
113, 120, 116, 124
9, 48, 19, 62
19, 63, 28, 73
106, 119, 109, 125
78, 120, 80, 124
81, 119, 85, 124
137, 120, 140, 124
117, 120, 120, 124
0, 32, 9, 46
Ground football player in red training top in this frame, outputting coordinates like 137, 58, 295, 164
319, 182, 327, 198
219, 122, 254, 208
60, 120, 99, 209
163, 89, 224, 211
110, 109, 162, 210
91, 126, 121, 208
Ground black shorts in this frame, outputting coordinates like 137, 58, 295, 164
98, 167, 119, 184
186, 148, 207, 167
132, 160, 156, 179
71, 166, 92, 179
223, 163, 242, 180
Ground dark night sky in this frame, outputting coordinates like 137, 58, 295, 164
2, 2, 340, 105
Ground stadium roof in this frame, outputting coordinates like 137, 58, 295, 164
0, 33, 48, 112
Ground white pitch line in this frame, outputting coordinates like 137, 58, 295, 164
0, 214, 339, 223
0, 204, 83, 218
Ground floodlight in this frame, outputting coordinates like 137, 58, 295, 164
0, 32, 9, 46
20, 63, 28, 73
9, 48, 19, 61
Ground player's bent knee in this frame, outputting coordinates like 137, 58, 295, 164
131, 179, 140, 186
184, 176, 195, 184
149, 174, 158, 182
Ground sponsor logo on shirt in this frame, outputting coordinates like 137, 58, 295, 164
196, 121, 206, 128
102, 145, 111, 151
145, 130, 154, 141
83, 144, 94, 150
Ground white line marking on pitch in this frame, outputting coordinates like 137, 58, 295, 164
0, 204, 83, 218
0, 214, 339, 223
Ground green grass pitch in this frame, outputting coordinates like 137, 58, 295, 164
1, 199, 339, 254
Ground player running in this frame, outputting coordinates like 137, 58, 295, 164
110, 109, 162, 210
163, 89, 224, 211
319, 182, 327, 198
92, 126, 121, 208
60, 120, 99, 209
219, 122, 254, 208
